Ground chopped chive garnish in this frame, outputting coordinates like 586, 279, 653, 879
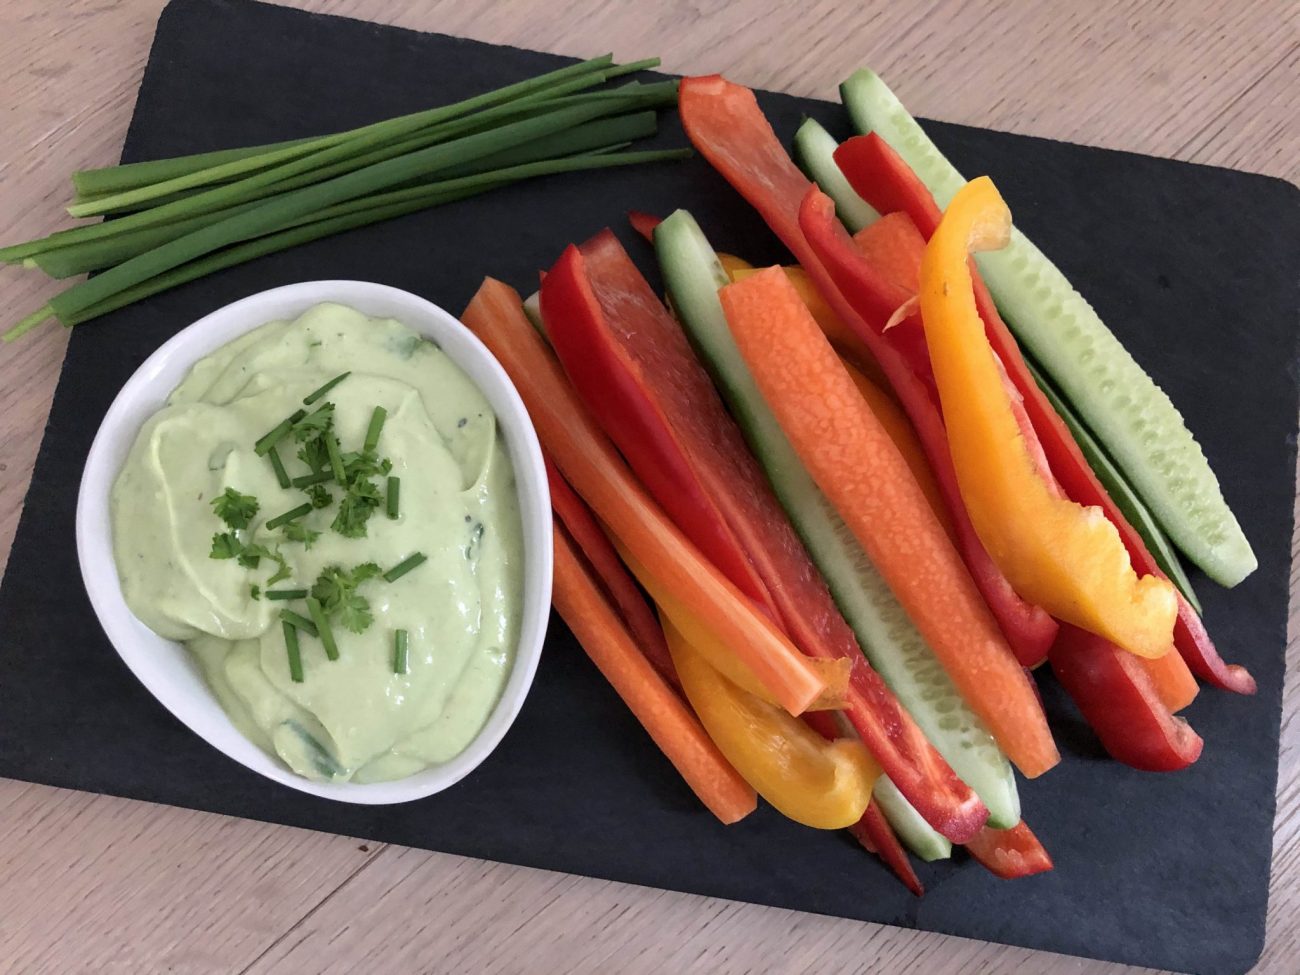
383, 552, 427, 583
279, 608, 318, 637
303, 371, 350, 406
267, 446, 290, 488
393, 629, 409, 675
283, 619, 304, 683
265, 502, 313, 530
292, 470, 334, 488
363, 406, 387, 453
325, 433, 346, 484
255, 409, 306, 455
265, 588, 308, 600
386, 476, 400, 519
306, 597, 339, 662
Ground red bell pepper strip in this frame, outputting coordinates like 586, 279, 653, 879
835, 133, 942, 237
466, 277, 829, 716
542, 243, 777, 618
628, 210, 662, 243
543, 232, 988, 843
853, 800, 925, 895
1049, 623, 1204, 771
801, 710, 923, 895
965, 821, 1054, 879
677, 74, 1057, 670
835, 134, 1254, 696
546, 455, 679, 690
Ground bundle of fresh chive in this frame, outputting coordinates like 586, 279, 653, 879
1, 55, 688, 342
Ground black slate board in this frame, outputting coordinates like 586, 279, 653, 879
2, 1, 1296, 972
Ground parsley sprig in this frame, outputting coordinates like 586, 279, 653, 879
311, 562, 382, 634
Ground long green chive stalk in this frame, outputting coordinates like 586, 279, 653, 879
4, 79, 657, 266
68, 54, 618, 208
2, 55, 686, 341
1, 69, 669, 268
29, 110, 662, 279
16, 100, 629, 332
4, 146, 688, 339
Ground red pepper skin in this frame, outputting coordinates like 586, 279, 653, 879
541, 245, 777, 614
628, 210, 662, 243
802, 709, 923, 896
543, 227, 988, 843
800, 190, 1058, 668
965, 821, 1054, 879
546, 455, 680, 691
1049, 623, 1204, 771
677, 75, 1057, 670
852, 799, 925, 895
835, 134, 942, 238
835, 134, 1255, 695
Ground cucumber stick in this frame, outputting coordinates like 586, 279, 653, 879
839, 69, 1257, 588
791, 118, 880, 233
522, 289, 546, 336
655, 209, 1020, 829
872, 776, 952, 861
1028, 361, 1202, 613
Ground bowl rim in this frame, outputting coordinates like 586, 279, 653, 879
75, 280, 552, 804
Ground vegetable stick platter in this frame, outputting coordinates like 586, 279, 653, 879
0, 0, 1295, 972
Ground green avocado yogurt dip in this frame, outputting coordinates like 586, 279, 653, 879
110, 302, 524, 783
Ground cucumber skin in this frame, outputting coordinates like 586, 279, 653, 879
873, 776, 952, 861
792, 118, 880, 233
839, 69, 1257, 588
1028, 361, 1202, 613
654, 208, 1020, 829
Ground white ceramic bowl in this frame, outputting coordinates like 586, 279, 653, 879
77, 281, 552, 804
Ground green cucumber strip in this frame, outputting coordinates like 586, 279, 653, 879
1028, 361, 1202, 613
872, 776, 952, 861
791, 118, 880, 233
522, 290, 546, 336
840, 68, 1257, 588
655, 209, 1019, 828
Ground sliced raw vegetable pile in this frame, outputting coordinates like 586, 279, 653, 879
2, 55, 693, 341
463, 67, 1258, 894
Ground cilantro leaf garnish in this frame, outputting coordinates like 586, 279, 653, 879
211, 487, 259, 530
281, 521, 321, 549
331, 476, 383, 538
297, 436, 330, 474
311, 562, 382, 634
305, 484, 333, 509
210, 532, 243, 559
292, 402, 335, 442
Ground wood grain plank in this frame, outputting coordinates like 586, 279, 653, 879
0, 1, 1295, 974
0, 780, 381, 975
1179, 43, 1299, 183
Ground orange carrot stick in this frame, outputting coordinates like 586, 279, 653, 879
462, 278, 829, 715
842, 358, 951, 538
1140, 646, 1200, 713
720, 267, 1059, 778
545, 455, 679, 691
552, 524, 756, 823
852, 211, 926, 293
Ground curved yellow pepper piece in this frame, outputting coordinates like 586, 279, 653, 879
919, 176, 1176, 658
664, 616, 878, 830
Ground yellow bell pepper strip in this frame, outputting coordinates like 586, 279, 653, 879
619, 543, 853, 712
663, 615, 879, 830
918, 177, 1177, 658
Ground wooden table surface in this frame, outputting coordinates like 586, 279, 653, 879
1, 1, 1295, 972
